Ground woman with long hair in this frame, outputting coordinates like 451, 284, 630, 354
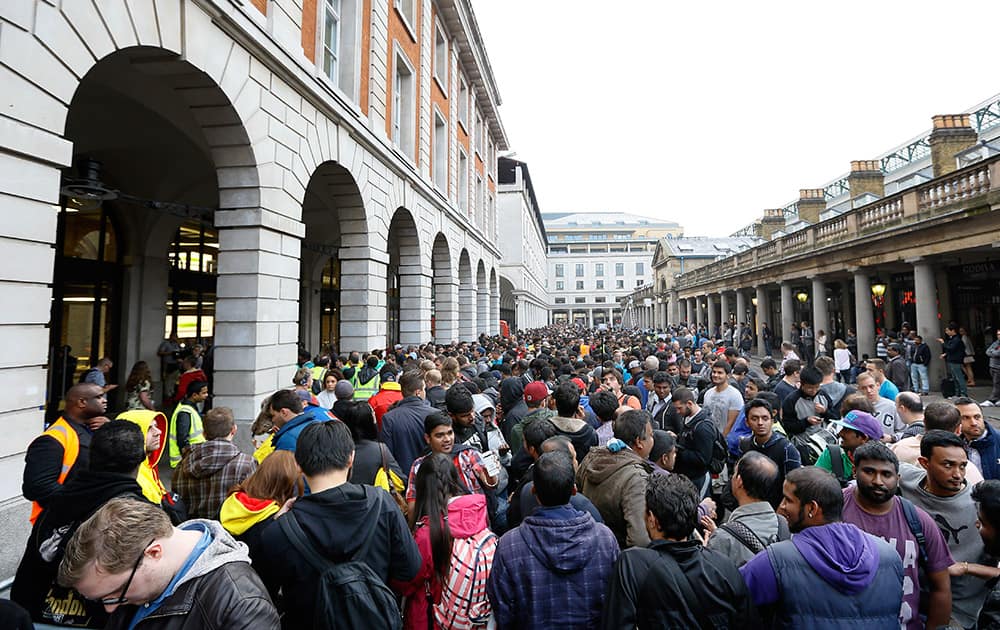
220, 450, 304, 560
396, 453, 497, 630
440, 357, 460, 388
124, 361, 155, 410
338, 400, 404, 487
960, 326, 977, 387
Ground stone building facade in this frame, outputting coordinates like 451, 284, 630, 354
545, 212, 683, 327
497, 156, 548, 330
0, 0, 510, 575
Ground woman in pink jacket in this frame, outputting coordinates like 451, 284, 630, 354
395, 453, 497, 630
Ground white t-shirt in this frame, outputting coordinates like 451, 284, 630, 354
833, 348, 852, 371
703, 385, 745, 433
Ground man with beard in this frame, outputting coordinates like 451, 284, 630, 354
740, 467, 903, 629
899, 430, 996, 628
841, 441, 953, 629
956, 397, 1000, 481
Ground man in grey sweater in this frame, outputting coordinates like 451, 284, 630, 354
705, 451, 788, 567
899, 430, 997, 629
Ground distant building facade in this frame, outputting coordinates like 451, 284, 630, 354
544, 213, 682, 326
497, 157, 548, 330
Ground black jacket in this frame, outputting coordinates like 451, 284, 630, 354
254, 483, 421, 628
602, 539, 754, 629
673, 409, 715, 485
11, 471, 146, 627
106, 561, 278, 630
349, 439, 404, 487
379, 396, 437, 475
22, 419, 92, 508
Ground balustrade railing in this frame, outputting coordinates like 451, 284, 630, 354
673, 155, 998, 292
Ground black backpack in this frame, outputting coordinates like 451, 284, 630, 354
720, 514, 791, 555
828, 444, 852, 487
278, 503, 402, 630
684, 416, 728, 475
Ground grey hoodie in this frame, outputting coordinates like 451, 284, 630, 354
173, 519, 253, 591
899, 463, 994, 628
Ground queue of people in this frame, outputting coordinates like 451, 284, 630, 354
9, 322, 1000, 629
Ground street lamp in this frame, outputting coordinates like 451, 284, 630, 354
751, 297, 758, 306
796, 291, 809, 304
870, 282, 887, 304
871, 280, 887, 335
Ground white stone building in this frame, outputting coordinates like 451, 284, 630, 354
496, 156, 548, 330
0, 0, 510, 576
545, 213, 683, 326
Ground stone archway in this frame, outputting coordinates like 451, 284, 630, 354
386, 208, 427, 346
476, 260, 489, 339
432, 233, 457, 344
299, 160, 369, 355
458, 250, 475, 341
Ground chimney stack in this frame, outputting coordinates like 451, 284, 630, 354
796, 189, 826, 224
848, 160, 884, 201
928, 115, 977, 177
759, 208, 785, 241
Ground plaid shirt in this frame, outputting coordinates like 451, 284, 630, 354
406, 449, 486, 502
172, 439, 256, 519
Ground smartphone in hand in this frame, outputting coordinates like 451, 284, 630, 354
481, 450, 502, 478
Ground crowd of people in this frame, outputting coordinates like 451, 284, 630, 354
6, 319, 1000, 629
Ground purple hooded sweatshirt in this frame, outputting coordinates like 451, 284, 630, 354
740, 522, 881, 606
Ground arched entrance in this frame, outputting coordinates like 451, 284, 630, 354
432, 233, 457, 344
386, 208, 424, 347
458, 250, 475, 341
299, 161, 368, 355
50, 46, 242, 415
500, 275, 516, 329
489, 268, 500, 335
476, 260, 488, 340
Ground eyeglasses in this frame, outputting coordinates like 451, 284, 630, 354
95, 539, 155, 606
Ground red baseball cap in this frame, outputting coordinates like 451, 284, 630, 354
571, 377, 586, 393
524, 381, 550, 403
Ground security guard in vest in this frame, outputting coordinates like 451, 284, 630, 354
169, 380, 209, 468
352, 355, 382, 401
23, 383, 110, 523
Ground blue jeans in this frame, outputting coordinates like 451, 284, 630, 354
910, 363, 930, 394
948, 362, 968, 396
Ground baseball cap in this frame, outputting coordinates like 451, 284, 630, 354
334, 380, 354, 400
570, 377, 586, 393
832, 410, 883, 441
627, 360, 641, 370
524, 381, 550, 403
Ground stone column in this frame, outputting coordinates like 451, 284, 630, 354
477, 287, 489, 338
707, 294, 718, 337
853, 270, 876, 359
670, 291, 681, 326
490, 288, 500, 336
811, 277, 829, 349
686, 298, 694, 326
214, 224, 307, 424
720, 292, 731, 328
589, 308, 595, 328
434, 278, 459, 344
398, 265, 432, 346
736, 290, 747, 338
913, 260, 944, 388
756, 286, 769, 356
459, 282, 477, 341
780, 281, 794, 344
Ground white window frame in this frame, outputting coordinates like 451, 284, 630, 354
433, 19, 448, 95
457, 148, 469, 213
475, 175, 484, 225
474, 111, 483, 157
555, 281, 564, 291
394, 0, 417, 41
555, 264, 564, 278
392, 46, 416, 161
432, 108, 448, 191
318, 0, 361, 104
457, 76, 469, 132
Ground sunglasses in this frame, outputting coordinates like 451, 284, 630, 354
94, 539, 155, 606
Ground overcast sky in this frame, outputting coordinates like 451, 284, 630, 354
470, 1, 1000, 237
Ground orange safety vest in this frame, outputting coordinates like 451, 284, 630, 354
29, 417, 80, 524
